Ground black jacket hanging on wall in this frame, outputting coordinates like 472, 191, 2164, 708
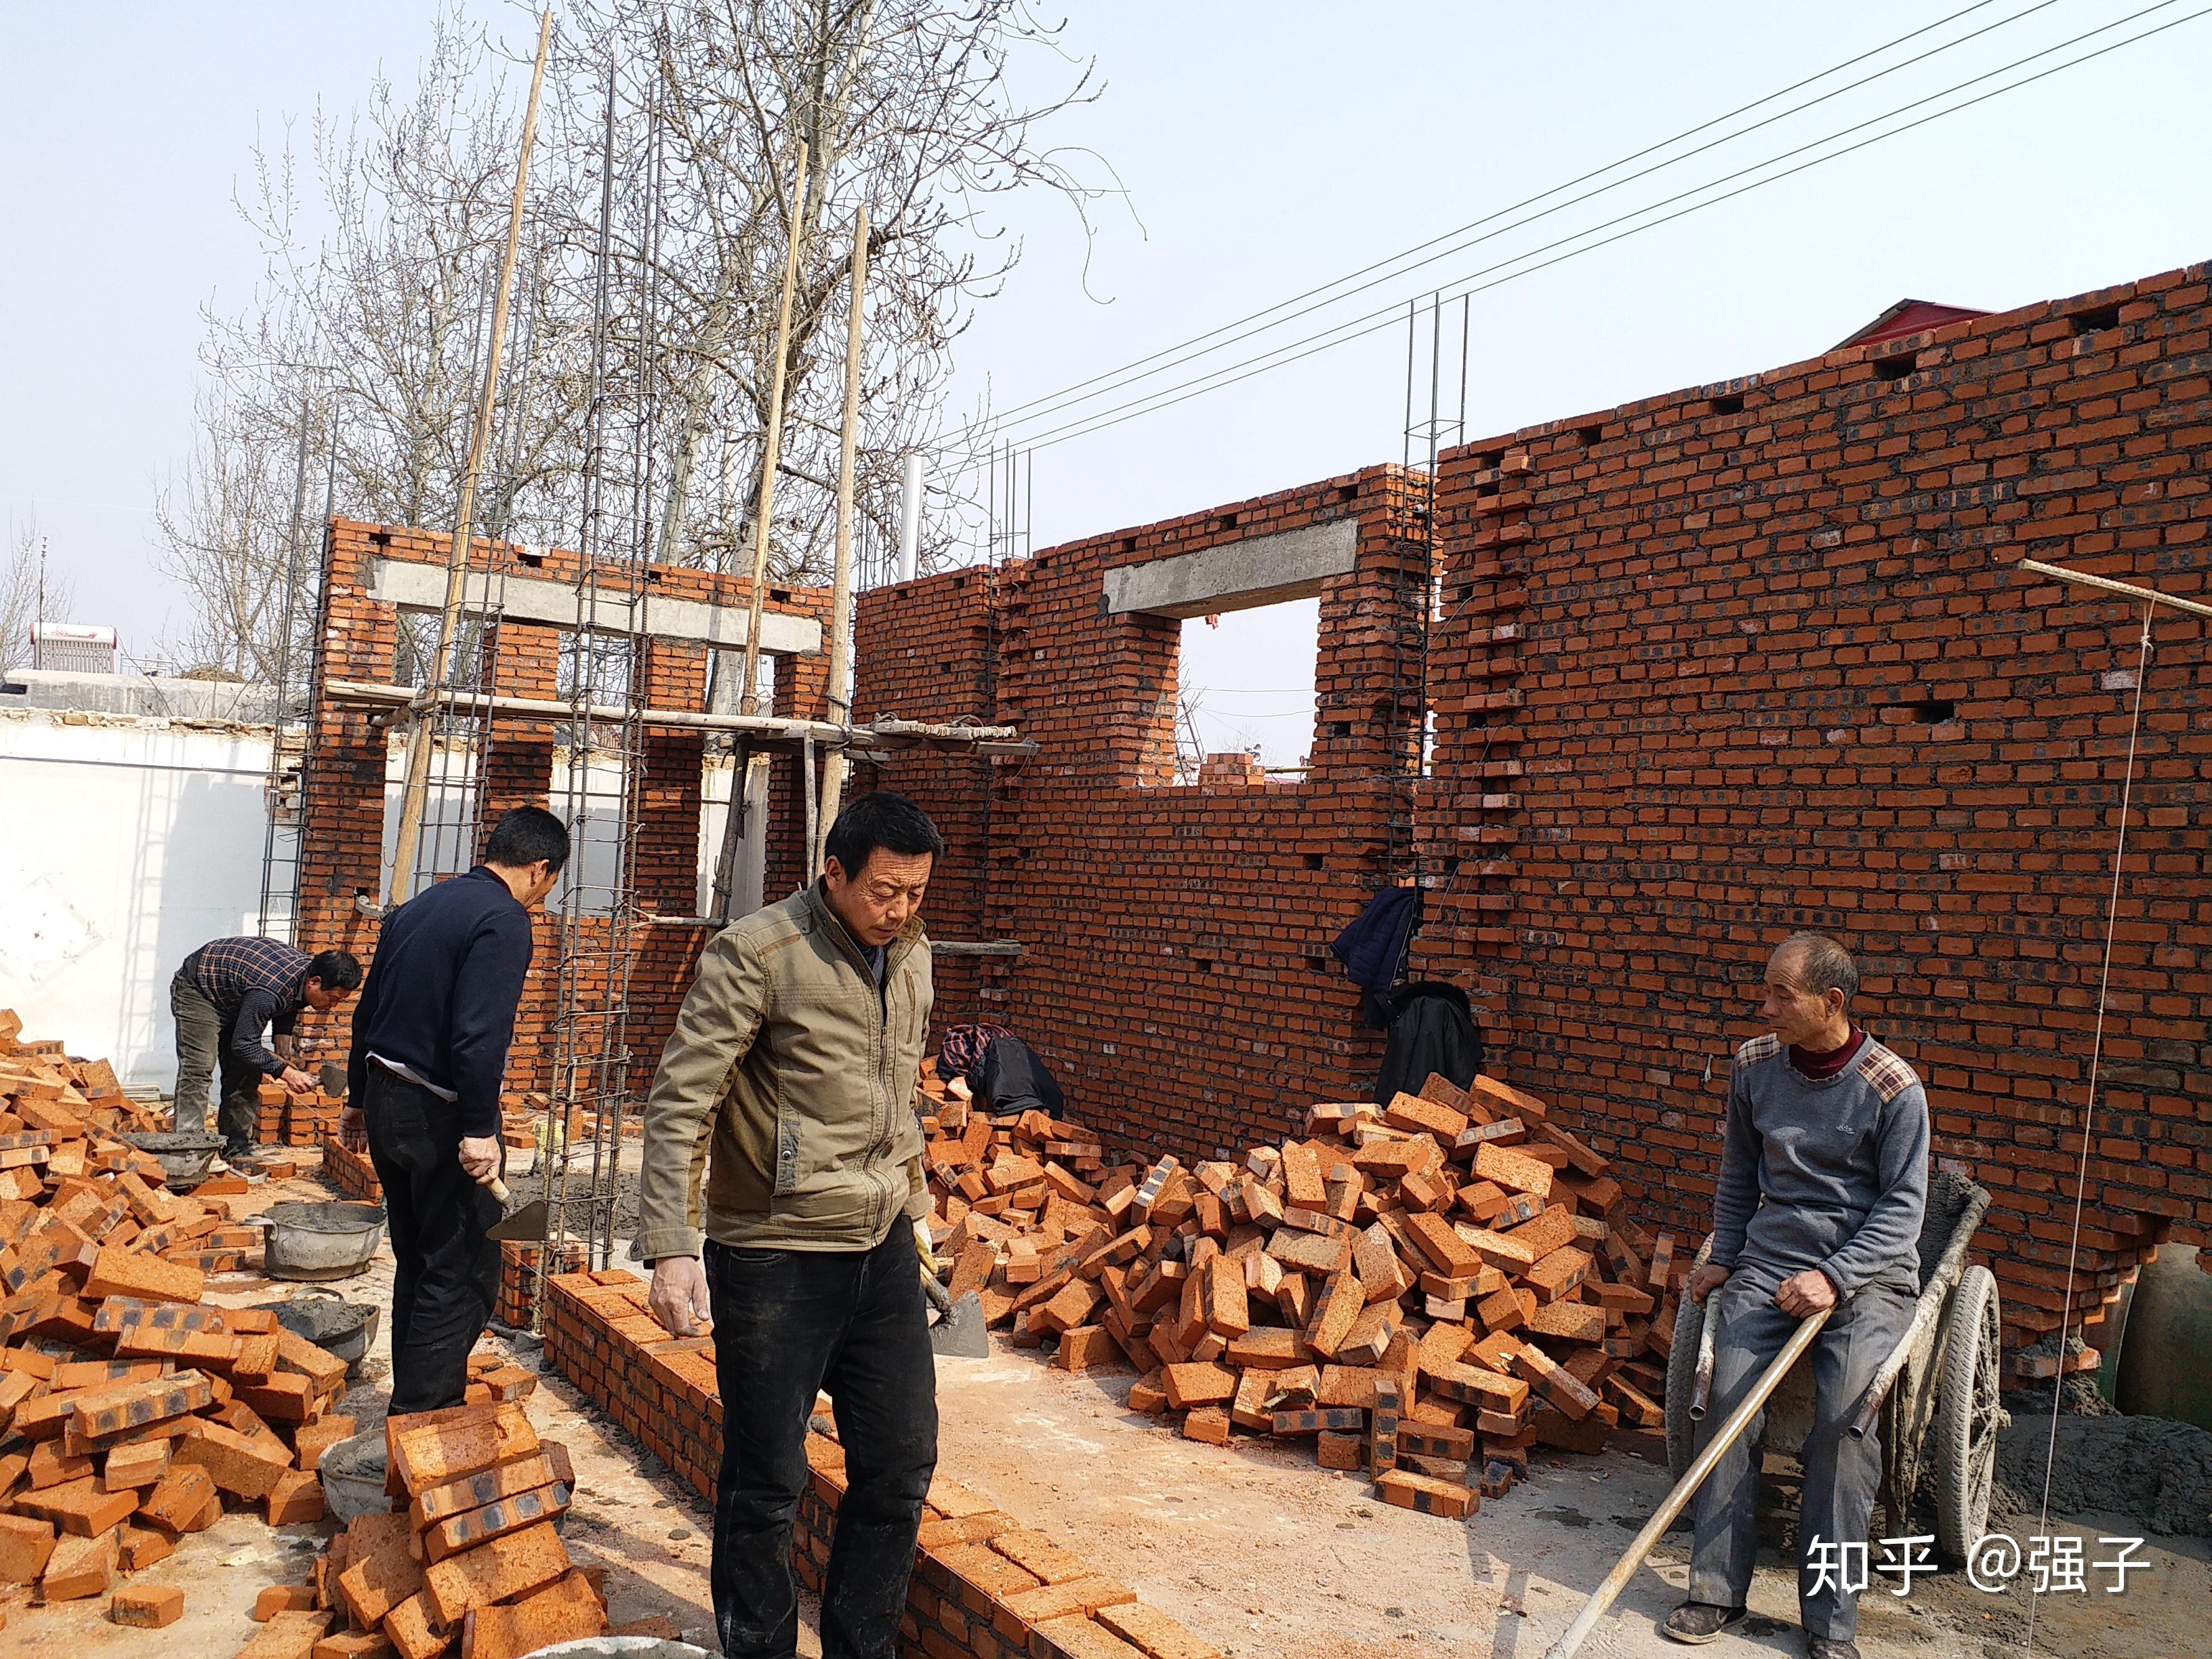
1373, 981, 1486, 1105
1330, 887, 1424, 1029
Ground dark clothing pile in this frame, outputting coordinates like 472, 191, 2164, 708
1372, 981, 1485, 1105
1330, 887, 1422, 1029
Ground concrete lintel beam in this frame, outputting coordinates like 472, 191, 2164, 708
367, 558, 823, 655
1099, 517, 1358, 620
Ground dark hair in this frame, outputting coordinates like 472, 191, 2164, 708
307, 949, 363, 994
484, 806, 571, 874
825, 792, 945, 880
1776, 932, 1858, 1004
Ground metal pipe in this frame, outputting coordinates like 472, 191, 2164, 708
389, 8, 553, 905
898, 454, 924, 582
1542, 1307, 1832, 1659
2015, 557, 2212, 621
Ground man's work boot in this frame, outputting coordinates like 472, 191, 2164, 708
1661, 1602, 1746, 1644
1807, 1639, 1860, 1659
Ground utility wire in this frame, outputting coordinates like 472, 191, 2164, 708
979, 0, 2059, 442
996, 1, 2205, 459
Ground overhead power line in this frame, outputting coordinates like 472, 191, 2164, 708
979, 0, 2056, 443
989, 0, 2207, 459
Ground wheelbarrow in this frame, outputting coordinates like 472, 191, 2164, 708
1662, 1168, 2005, 1562
1544, 1171, 2005, 1658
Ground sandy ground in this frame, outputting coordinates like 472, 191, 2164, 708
8, 1162, 2205, 1659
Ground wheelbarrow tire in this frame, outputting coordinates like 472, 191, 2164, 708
1664, 1288, 1706, 1482
1933, 1264, 2001, 1563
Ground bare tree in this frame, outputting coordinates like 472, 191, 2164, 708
153, 387, 323, 683
1, 515, 75, 676
160, 1, 1116, 665
556, 0, 1115, 583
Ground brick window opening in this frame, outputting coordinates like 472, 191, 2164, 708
1872, 352, 1919, 382
2070, 303, 2122, 335
1708, 393, 1745, 416
1576, 423, 1605, 447
1174, 599, 1319, 784
1908, 698, 1956, 724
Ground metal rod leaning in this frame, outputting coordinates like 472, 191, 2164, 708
1542, 1305, 1832, 1659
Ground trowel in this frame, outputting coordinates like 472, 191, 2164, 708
316, 1060, 548, 1242
483, 1178, 550, 1243
921, 1271, 989, 1359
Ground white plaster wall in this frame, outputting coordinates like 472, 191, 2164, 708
0, 710, 274, 1091
0, 713, 746, 1091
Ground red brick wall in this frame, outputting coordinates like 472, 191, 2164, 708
853, 264, 2212, 1370
1420, 262, 2212, 1359
854, 472, 1429, 1161
295, 518, 830, 1109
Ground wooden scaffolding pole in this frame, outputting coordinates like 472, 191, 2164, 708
736, 142, 809, 716
812, 205, 869, 882
387, 9, 553, 907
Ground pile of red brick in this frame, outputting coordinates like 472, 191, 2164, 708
0, 1010, 350, 1629
924, 1067, 1686, 1521
302, 1395, 615, 1659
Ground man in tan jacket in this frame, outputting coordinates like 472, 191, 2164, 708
634, 791, 942, 1659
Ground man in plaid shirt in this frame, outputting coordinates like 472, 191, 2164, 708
170, 936, 362, 1158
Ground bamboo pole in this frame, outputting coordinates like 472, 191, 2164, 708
388, 9, 554, 906
1542, 1306, 1831, 1659
812, 205, 869, 881
2015, 558, 2212, 621
737, 142, 809, 716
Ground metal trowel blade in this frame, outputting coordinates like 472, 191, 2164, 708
486, 1198, 551, 1242
928, 1290, 990, 1359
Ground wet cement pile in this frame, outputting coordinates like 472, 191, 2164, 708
502, 1164, 644, 1243
1989, 1336, 2212, 1536
1992, 1412, 2212, 1536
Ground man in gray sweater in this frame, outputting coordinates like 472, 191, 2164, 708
1663, 933, 1928, 1659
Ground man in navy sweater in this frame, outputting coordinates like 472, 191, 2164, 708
346, 806, 569, 1416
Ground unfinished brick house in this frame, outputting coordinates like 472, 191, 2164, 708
287, 260, 2209, 1375
856, 260, 2212, 1374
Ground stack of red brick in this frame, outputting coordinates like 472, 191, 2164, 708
296, 1391, 617, 1659
544, 1270, 1230, 1659
319, 1134, 382, 1204
0, 1010, 351, 1631
492, 1242, 587, 1333
925, 1066, 1685, 1520
255, 1078, 346, 1149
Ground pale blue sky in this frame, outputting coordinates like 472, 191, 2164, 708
4, 3, 2207, 762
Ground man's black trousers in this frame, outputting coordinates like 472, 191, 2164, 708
705, 1226, 938, 1659
364, 1066, 501, 1416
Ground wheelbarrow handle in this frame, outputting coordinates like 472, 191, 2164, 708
1689, 1301, 1719, 1420
1544, 1305, 1833, 1659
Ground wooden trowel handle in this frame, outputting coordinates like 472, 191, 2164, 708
487, 1176, 511, 1204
